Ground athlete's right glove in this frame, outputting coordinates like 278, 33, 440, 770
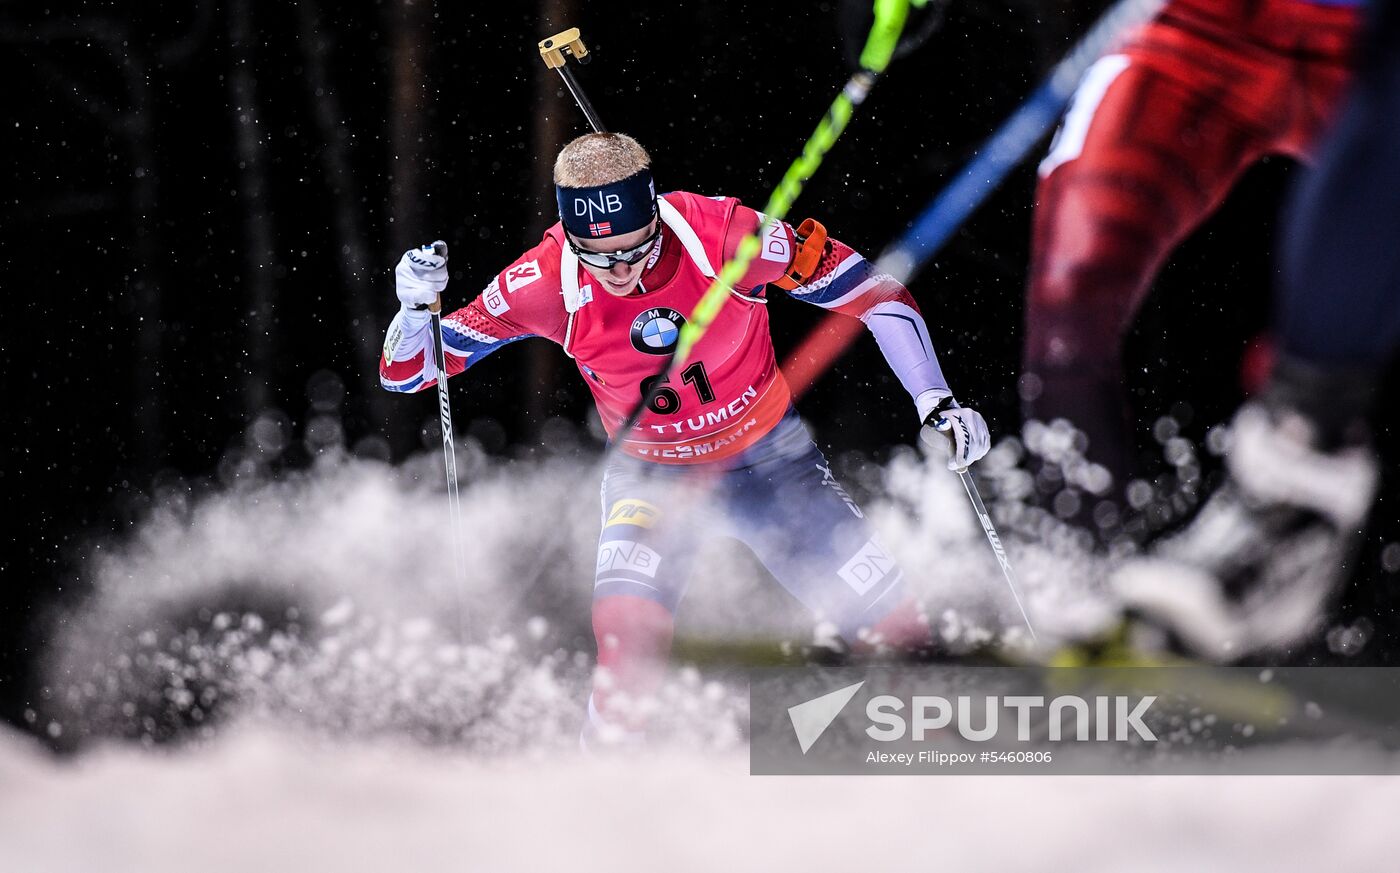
394, 241, 449, 310
919, 396, 991, 471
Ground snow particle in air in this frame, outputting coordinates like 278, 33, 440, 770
1380, 542, 1400, 574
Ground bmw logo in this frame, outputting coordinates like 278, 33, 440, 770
629, 307, 686, 355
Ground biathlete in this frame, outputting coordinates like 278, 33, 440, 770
379, 133, 992, 742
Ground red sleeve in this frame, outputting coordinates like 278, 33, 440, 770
379, 234, 568, 392
720, 202, 919, 318
756, 221, 919, 320
442, 234, 569, 349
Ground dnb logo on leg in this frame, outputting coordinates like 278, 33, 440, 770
839, 538, 898, 596
630, 308, 686, 355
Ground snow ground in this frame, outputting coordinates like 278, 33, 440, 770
1, 725, 1397, 873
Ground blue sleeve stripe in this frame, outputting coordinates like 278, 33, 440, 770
441, 325, 534, 369
794, 261, 876, 307
784, 252, 864, 303
380, 375, 425, 393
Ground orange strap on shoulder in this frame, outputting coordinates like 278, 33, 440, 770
773, 218, 828, 291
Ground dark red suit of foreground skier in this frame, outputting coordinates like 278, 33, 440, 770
1024, 0, 1360, 506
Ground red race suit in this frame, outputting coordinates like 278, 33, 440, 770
381, 191, 951, 464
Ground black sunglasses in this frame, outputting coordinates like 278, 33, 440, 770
568, 222, 661, 269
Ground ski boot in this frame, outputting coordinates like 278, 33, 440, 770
1111, 392, 1377, 662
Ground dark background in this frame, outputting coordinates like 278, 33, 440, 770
3, 1, 1396, 733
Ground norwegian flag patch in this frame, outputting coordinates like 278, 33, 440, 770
588, 222, 612, 237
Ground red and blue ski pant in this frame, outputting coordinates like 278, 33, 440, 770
586, 410, 931, 731
594, 410, 919, 642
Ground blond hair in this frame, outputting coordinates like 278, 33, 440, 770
553, 132, 651, 187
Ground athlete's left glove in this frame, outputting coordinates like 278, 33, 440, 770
919, 395, 991, 471
394, 241, 449, 310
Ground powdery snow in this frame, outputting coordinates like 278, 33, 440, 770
42, 428, 1113, 749
20, 426, 1380, 871
1, 725, 1396, 873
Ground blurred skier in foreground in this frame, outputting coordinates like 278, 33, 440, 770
378, 133, 991, 742
1113, 0, 1398, 661
1023, 0, 1360, 535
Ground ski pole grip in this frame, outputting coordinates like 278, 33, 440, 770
933, 415, 955, 447
411, 241, 448, 312
931, 416, 967, 470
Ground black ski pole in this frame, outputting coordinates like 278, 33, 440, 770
539, 28, 606, 133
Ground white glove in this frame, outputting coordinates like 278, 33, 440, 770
919, 400, 991, 471
394, 241, 449, 309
